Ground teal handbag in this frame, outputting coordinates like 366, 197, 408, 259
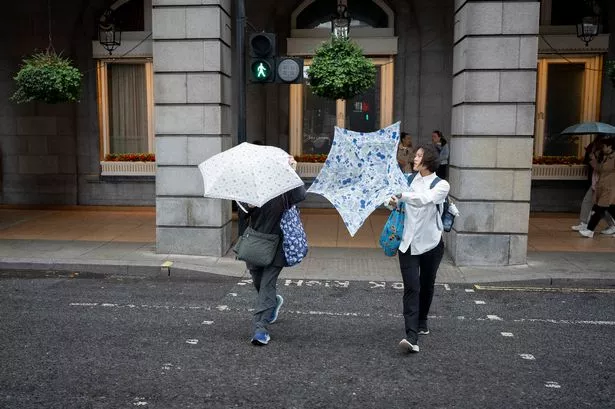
379, 203, 405, 257
233, 227, 280, 267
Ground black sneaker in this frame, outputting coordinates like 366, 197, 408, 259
418, 327, 430, 335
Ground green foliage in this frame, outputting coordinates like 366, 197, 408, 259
307, 37, 377, 101
12, 51, 83, 104
606, 60, 615, 87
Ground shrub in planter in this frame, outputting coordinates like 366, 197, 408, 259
104, 153, 156, 162
606, 60, 615, 88
307, 38, 376, 101
11, 51, 83, 104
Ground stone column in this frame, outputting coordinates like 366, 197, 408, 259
153, 0, 233, 256
448, 1, 539, 265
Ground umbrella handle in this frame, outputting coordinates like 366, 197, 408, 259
236, 201, 249, 213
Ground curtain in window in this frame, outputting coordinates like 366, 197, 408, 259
108, 64, 148, 154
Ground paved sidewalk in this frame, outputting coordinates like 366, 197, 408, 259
1, 238, 615, 284
0, 207, 614, 284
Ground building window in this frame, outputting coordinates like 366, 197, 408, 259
534, 56, 603, 158
96, 60, 154, 159
290, 57, 394, 156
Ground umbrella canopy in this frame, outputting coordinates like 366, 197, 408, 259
198, 143, 304, 207
560, 122, 615, 135
307, 122, 408, 237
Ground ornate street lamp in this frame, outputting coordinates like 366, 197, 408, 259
577, 15, 600, 46
332, 2, 351, 39
99, 9, 122, 55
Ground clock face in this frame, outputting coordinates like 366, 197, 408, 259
277, 59, 301, 82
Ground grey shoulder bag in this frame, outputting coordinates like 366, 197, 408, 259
233, 226, 280, 267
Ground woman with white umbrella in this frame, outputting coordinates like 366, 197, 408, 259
199, 146, 306, 345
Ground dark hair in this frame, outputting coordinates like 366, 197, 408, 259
400, 132, 412, 145
416, 144, 440, 172
432, 130, 447, 146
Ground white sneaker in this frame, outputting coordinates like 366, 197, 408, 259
600, 226, 615, 235
398, 339, 419, 353
578, 229, 594, 238
571, 223, 587, 231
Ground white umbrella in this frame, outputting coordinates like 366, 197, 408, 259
198, 142, 304, 208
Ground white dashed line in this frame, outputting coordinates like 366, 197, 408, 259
186, 339, 199, 345
487, 315, 503, 321
519, 354, 535, 360
474, 300, 486, 305
465, 289, 475, 293
545, 381, 561, 389
501, 332, 514, 337
228, 293, 238, 297
202, 320, 214, 325
216, 305, 229, 311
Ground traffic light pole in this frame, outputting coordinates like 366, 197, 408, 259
235, 0, 248, 236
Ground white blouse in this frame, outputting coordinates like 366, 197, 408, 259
386, 172, 450, 255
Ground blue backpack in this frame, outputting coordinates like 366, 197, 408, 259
406, 172, 454, 232
280, 205, 308, 266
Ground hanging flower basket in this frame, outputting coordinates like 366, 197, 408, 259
606, 60, 615, 88
11, 51, 83, 104
307, 37, 377, 101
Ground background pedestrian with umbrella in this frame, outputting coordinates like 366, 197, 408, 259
198, 143, 307, 345
558, 122, 615, 236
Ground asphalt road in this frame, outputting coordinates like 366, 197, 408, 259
0, 270, 614, 409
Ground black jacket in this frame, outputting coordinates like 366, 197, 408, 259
244, 185, 307, 268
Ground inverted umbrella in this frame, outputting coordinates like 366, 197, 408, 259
307, 122, 408, 236
198, 143, 304, 208
560, 121, 615, 136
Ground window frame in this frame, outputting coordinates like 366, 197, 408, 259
289, 56, 395, 156
96, 58, 155, 160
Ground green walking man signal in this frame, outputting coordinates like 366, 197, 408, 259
248, 33, 303, 84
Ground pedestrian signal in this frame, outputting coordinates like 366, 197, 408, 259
249, 33, 276, 83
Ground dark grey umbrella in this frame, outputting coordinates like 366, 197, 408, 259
560, 121, 615, 135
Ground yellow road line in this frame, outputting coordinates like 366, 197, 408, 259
473, 284, 615, 294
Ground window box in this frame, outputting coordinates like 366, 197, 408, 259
531, 164, 587, 180
296, 162, 325, 178
100, 161, 156, 176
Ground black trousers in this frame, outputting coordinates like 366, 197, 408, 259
587, 204, 615, 231
398, 240, 445, 343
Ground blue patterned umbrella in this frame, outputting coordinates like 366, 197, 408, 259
307, 122, 408, 236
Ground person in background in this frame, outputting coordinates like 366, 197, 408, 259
397, 132, 414, 174
385, 144, 450, 354
571, 135, 615, 234
579, 138, 615, 238
432, 130, 449, 179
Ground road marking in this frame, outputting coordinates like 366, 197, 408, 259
474, 300, 486, 305
186, 339, 198, 345
465, 289, 475, 293
501, 332, 514, 337
545, 381, 561, 389
68, 303, 615, 327
228, 293, 237, 297
474, 284, 615, 294
514, 318, 615, 325
443, 284, 451, 291
519, 354, 535, 360
133, 397, 148, 406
